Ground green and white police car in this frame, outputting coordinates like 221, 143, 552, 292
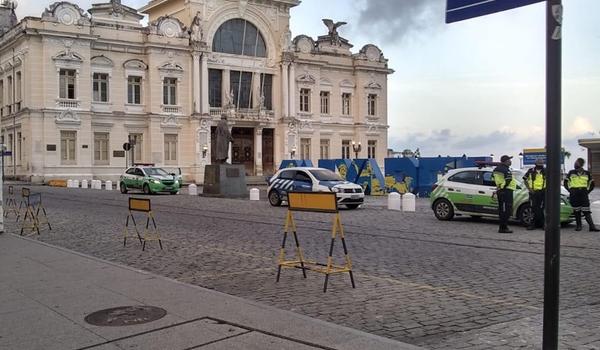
120, 165, 181, 195
430, 166, 573, 226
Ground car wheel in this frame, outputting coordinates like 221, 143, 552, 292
346, 204, 360, 210
143, 184, 152, 195
268, 190, 282, 207
518, 204, 534, 227
433, 199, 454, 221
170, 191, 178, 195
120, 183, 128, 194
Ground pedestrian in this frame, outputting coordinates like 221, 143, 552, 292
564, 158, 599, 232
523, 159, 546, 230
493, 155, 517, 233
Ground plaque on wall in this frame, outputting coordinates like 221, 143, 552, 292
113, 151, 125, 158
46, 144, 57, 151
82, 145, 89, 149
226, 168, 240, 178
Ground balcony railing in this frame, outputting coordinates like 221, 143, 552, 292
56, 99, 81, 109
210, 107, 274, 122
162, 105, 182, 114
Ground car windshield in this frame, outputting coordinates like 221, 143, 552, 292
144, 168, 170, 177
309, 169, 343, 181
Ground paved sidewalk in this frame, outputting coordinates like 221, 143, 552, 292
0, 234, 421, 350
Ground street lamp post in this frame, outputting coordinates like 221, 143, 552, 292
352, 141, 362, 159
519, 152, 524, 169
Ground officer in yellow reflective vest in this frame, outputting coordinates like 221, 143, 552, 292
523, 159, 546, 230
493, 155, 517, 233
564, 158, 599, 232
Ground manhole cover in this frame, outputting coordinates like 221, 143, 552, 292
84, 306, 167, 327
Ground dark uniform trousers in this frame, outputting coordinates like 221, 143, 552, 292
497, 189, 513, 229
529, 190, 545, 228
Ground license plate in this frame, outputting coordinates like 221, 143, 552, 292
351, 195, 360, 199
164, 187, 172, 190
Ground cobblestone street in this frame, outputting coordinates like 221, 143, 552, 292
5, 186, 600, 350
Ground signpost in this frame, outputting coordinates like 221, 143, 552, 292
446, 1, 562, 348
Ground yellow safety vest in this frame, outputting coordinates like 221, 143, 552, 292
526, 171, 546, 191
569, 173, 590, 189
493, 171, 517, 191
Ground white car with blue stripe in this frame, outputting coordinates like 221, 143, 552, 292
267, 167, 365, 209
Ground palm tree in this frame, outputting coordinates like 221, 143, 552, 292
561, 147, 571, 174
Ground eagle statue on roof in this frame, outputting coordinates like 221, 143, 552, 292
322, 19, 347, 45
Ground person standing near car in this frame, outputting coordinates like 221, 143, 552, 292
523, 158, 547, 230
564, 158, 599, 232
493, 155, 517, 233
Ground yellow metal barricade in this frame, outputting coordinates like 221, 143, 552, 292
4, 185, 19, 219
19, 188, 51, 235
276, 192, 355, 292
123, 198, 163, 251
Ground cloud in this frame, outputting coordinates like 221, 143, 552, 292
357, 0, 445, 44
568, 116, 597, 137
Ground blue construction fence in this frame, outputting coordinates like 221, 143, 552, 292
279, 155, 492, 197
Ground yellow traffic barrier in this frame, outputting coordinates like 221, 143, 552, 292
276, 192, 356, 292
48, 179, 68, 187
4, 185, 19, 219
123, 198, 163, 251
18, 188, 51, 236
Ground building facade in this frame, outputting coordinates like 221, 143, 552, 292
579, 138, 600, 184
0, 0, 392, 183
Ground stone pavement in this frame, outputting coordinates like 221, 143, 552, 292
4, 185, 600, 349
0, 233, 421, 350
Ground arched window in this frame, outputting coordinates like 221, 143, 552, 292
213, 19, 267, 57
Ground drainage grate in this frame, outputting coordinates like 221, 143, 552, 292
84, 306, 167, 327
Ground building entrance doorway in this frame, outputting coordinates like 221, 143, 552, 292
231, 127, 254, 176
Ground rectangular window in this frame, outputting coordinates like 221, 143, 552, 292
0, 80, 4, 113
320, 139, 330, 160
61, 130, 77, 164
129, 133, 143, 163
342, 140, 351, 159
342, 93, 351, 115
127, 76, 142, 105
7, 134, 13, 154
94, 133, 109, 164
368, 140, 377, 159
300, 138, 311, 160
368, 94, 377, 116
93, 73, 109, 102
320, 91, 330, 115
163, 78, 177, 105
59, 69, 76, 99
260, 73, 273, 110
7, 76, 12, 106
299, 88, 311, 112
15, 72, 21, 102
17, 132, 21, 163
230, 71, 253, 108
209, 69, 222, 108
164, 134, 178, 164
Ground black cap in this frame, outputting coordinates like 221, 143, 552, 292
500, 155, 513, 163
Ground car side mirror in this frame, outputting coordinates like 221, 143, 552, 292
170, 173, 176, 177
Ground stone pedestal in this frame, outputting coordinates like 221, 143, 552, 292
202, 164, 247, 198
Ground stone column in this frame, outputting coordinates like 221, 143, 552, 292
222, 69, 230, 108
281, 63, 289, 118
254, 127, 263, 176
201, 54, 209, 115
192, 52, 201, 114
252, 71, 261, 109
288, 63, 296, 117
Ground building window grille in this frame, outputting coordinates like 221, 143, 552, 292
260, 73, 273, 110
342, 93, 351, 115
93, 73, 109, 102
127, 76, 142, 105
368, 140, 377, 159
342, 140, 351, 159
94, 133, 109, 164
320, 139, 330, 159
300, 138, 311, 160
213, 19, 267, 58
164, 134, 178, 164
59, 69, 76, 100
368, 94, 377, 116
209, 69, 222, 108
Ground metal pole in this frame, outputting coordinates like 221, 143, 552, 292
12, 47, 15, 179
543, 1, 562, 349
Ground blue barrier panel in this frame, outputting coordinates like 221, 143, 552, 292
318, 159, 337, 172
384, 158, 419, 194
352, 159, 386, 195
279, 160, 314, 170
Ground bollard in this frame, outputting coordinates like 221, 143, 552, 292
94, 180, 101, 190
388, 192, 401, 211
67, 180, 74, 188
81, 180, 88, 189
73, 180, 79, 188
402, 193, 416, 212
188, 184, 198, 196
116, 181, 120, 191
250, 188, 260, 201
105, 180, 113, 191
592, 201, 600, 226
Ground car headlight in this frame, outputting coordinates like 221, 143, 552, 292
151, 179, 160, 184
330, 187, 340, 193
174, 180, 179, 185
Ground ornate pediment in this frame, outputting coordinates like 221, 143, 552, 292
339, 79, 356, 88
293, 35, 315, 54
365, 81, 382, 90
52, 50, 83, 63
55, 109, 81, 125
123, 59, 148, 71
357, 44, 385, 62
158, 62, 184, 74
296, 73, 316, 84
91, 55, 114, 67
161, 115, 181, 128
42, 2, 89, 26
320, 78, 333, 87
148, 15, 187, 39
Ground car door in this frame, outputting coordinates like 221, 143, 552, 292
275, 170, 296, 195
134, 168, 145, 189
446, 171, 482, 213
124, 168, 137, 188
476, 171, 500, 215
293, 170, 314, 192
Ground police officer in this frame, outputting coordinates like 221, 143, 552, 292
523, 158, 546, 230
564, 158, 599, 232
493, 155, 517, 233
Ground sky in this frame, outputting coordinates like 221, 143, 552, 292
17, 0, 600, 163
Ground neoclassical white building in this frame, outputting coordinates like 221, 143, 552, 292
0, 0, 392, 183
